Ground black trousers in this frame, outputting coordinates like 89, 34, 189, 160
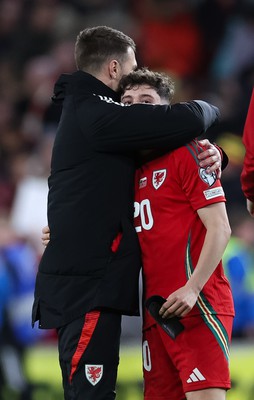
57, 311, 122, 400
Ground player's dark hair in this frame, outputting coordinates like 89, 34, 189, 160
75, 26, 136, 73
118, 67, 175, 103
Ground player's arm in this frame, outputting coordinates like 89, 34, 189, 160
159, 202, 231, 319
42, 225, 50, 247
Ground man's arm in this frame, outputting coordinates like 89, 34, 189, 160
82, 97, 220, 152
241, 89, 254, 217
159, 202, 231, 318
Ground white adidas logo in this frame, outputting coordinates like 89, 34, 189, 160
187, 368, 206, 383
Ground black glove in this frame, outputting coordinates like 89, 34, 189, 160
145, 295, 184, 339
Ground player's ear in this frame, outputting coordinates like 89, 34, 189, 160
108, 60, 119, 80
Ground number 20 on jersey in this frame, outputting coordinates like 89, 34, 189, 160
134, 199, 154, 232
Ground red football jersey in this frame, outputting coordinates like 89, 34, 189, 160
134, 141, 234, 329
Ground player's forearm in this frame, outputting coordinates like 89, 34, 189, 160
186, 222, 231, 294
159, 214, 231, 319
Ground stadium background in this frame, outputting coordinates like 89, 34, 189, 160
0, 0, 254, 399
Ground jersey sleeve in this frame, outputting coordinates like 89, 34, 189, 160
173, 141, 226, 211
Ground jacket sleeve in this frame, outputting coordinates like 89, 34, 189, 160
241, 89, 254, 202
76, 94, 220, 152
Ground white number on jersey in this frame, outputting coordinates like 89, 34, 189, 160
134, 199, 154, 232
143, 340, 152, 371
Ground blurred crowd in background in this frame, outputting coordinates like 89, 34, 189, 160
0, 0, 254, 397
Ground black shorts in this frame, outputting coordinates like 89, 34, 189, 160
57, 310, 122, 400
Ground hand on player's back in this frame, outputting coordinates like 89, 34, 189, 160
198, 139, 222, 178
42, 225, 50, 247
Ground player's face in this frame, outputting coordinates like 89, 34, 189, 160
121, 84, 167, 105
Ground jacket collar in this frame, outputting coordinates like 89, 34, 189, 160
52, 70, 120, 104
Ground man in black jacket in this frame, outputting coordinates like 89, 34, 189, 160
32, 26, 221, 400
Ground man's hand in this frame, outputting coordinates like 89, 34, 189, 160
42, 225, 50, 247
197, 139, 222, 179
247, 199, 254, 217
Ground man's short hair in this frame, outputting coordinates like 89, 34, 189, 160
118, 68, 175, 103
75, 26, 136, 73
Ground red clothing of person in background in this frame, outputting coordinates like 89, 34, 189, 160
133, 0, 203, 78
138, 17, 202, 78
241, 89, 254, 215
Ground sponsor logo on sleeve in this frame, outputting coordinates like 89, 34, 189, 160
203, 187, 224, 200
199, 168, 217, 187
